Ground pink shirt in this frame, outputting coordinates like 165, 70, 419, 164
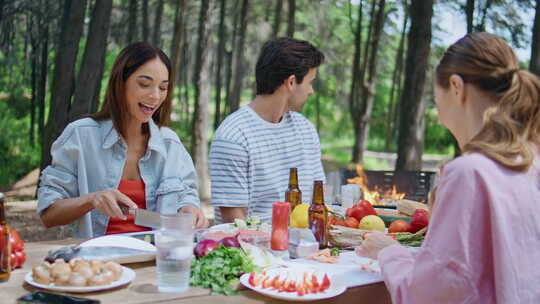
378, 153, 540, 303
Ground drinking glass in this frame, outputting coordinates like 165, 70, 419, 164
325, 171, 343, 205
155, 213, 195, 293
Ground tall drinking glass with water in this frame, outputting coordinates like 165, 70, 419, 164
155, 213, 194, 293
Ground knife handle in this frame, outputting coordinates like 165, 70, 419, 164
119, 205, 136, 215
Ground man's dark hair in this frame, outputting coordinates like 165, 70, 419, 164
255, 37, 325, 95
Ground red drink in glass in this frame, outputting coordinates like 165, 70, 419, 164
271, 202, 290, 251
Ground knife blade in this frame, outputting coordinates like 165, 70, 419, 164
123, 208, 162, 229
121, 207, 200, 231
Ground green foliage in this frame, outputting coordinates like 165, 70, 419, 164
0, 101, 41, 189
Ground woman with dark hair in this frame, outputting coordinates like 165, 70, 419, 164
38, 42, 208, 238
357, 33, 540, 303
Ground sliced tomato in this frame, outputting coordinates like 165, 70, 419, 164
296, 282, 306, 296
303, 272, 314, 293
311, 274, 320, 293
285, 280, 296, 293
262, 275, 272, 289
248, 272, 260, 287
248, 272, 256, 286
269, 275, 280, 290
275, 277, 287, 292
320, 274, 331, 292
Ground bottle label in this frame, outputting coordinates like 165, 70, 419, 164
309, 210, 327, 247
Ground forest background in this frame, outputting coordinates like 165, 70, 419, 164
1, 0, 540, 201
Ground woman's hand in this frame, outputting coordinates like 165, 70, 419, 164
355, 231, 399, 260
179, 205, 209, 229
89, 190, 138, 220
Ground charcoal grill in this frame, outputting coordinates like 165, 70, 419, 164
340, 169, 435, 203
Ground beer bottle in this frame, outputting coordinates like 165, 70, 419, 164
308, 181, 328, 249
285, 168, 302, 211
0, 193, 11, 282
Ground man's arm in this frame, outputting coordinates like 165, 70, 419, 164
219, 207, 247, 223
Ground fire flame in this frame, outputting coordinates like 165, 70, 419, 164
346, 164, 406, 205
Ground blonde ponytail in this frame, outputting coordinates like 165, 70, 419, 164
436, 33, 540, 171
464, 70, 540, 171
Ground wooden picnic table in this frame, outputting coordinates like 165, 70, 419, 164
1, 239, 391, 303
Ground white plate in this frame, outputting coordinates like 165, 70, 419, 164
25, 266, 136, 293
240, 268, 346, 301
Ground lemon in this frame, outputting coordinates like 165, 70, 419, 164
290, 204, 309, 228
359, 215, 386, 232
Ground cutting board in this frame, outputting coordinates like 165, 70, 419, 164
79, 235, 157, 264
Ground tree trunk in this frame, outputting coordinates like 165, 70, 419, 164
70, 0, 112, 120
530, 0, 540, 76
28, 8, 37, 147
38, 22, 48, 147
152, 0, 164, 47
228, 0, 249, 113
141, 0, 149, 42
348, 0, 364, 160
386, 0, 408, 151
353, 0, 386, 163
465, 0, 474, 34
41, 0, 87, 170
286, 0, 295, 37
127, 0, 138, 43
213, 0, 227, 130
30, 39, 37, 147
181, 23, 191, 128
475, 0, 493, 32
395, 0, 434, 171
191, 0, 216, 201
170, 0, 187, 89
225, 4, 240, 115
351, 0, 377, 161
0, 0, 5, 24
272, 0, 283, 38
315, 78, 322, 133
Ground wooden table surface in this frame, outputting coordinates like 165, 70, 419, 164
1, 239, 391, 304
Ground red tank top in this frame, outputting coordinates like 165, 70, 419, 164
105, 180, 151, 235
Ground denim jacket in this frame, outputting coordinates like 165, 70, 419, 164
37, 118, 200, 238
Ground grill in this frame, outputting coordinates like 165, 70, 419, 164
340, 169, 436, 203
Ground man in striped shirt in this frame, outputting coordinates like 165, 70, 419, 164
209, 38, 326, 223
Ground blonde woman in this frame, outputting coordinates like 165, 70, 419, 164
357, 33, 540, 303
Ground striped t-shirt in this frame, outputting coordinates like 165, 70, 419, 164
209, 105, 326, 223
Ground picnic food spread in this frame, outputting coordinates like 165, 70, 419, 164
6, 177, 428, 302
